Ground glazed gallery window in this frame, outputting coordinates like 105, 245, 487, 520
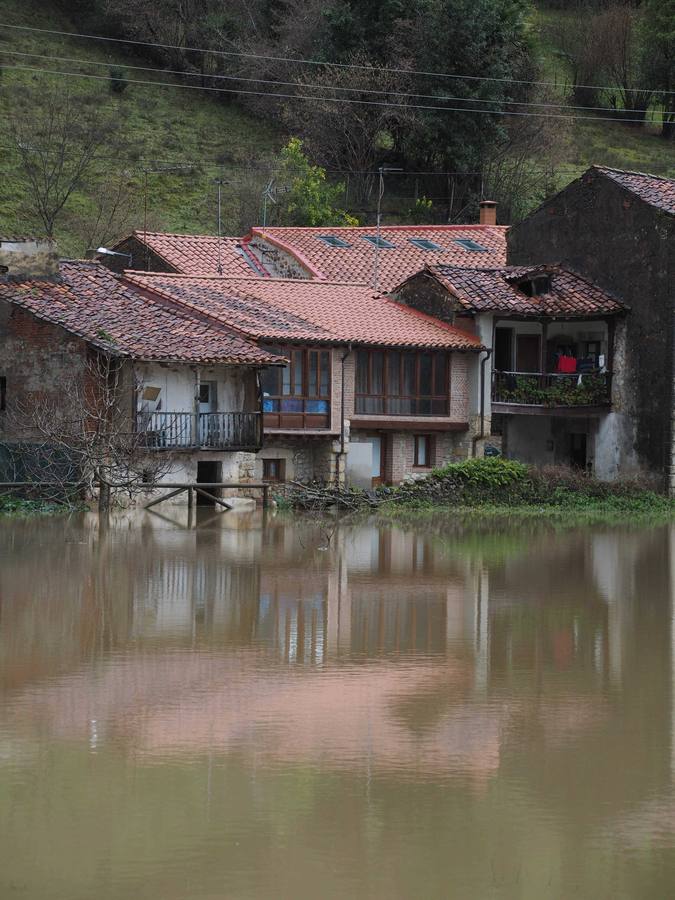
355, 350, 448, 416
261, 346, 331, 428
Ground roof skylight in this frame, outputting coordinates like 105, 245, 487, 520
454, 238, 490, 252
317, 235, 352, 248
363, 236, 396, 249
409, 238, 443, 251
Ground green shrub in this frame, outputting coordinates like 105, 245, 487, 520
109, 67, 128, 94
431, 457, 529, 488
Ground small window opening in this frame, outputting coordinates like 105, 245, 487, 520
363, 236, 396, 249
409, 238, 443, 251
414, 434, 433, 467
0, 376, 5, 411
263, 458, 286, 482
517, 275, 552, 297
454, 238, 489, 252
318, 235, 351, 248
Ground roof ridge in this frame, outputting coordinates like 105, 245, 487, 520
251, 224, 508, 232
592, 164, 675, 184
132, 230, 240, 241
125, 270, 374, 288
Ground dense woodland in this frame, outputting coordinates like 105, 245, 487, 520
0, 0, 673, 249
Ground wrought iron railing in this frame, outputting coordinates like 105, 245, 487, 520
137, 412, 262, 450
492, 371, 612, 407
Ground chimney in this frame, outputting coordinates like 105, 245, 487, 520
0, 238, 60, 279
479, 200, 497, 227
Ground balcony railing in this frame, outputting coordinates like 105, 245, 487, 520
137, 412, 262, 450
492, 371, 612, 408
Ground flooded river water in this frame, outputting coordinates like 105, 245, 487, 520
1, 509, 675, 899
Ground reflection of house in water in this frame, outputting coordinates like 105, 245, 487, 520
1, 516, 674, 798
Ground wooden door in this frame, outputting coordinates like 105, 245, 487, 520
371, 436, 385, 487
516, 334, 541, 373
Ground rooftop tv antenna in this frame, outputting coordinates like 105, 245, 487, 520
374, 165, 402, 291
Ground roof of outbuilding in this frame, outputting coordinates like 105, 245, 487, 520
117, 231, 271, 277
248, 224, 508, 290
591, 166, 675, 215
123, 272, 483, 350
405, 264, 627, 317
0, 261, 280, 365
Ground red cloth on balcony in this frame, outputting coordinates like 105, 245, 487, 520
557, 355, 577, 374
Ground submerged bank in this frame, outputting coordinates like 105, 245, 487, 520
283, 459, 675, 524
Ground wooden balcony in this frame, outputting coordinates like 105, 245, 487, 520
137, 412, 262, 451
492, 371, 612, 414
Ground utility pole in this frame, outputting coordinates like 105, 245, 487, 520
374, 165, 402, 291
213, 177, 227, 275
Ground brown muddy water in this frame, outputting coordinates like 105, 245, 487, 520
1, 509, 674, 899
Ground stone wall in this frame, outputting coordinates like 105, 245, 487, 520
248, 238, 313, 279
0, 239, 59, 279
0, 301, 90, 443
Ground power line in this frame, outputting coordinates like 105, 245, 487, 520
0, 48, 654, 116
4, 21, 674, 96
1, 63, 665, 125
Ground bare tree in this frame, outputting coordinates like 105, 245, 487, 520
5, 88, 123, 238
483, 86, 572, 223
282, 56, 414, 203
5, 353, 171, 508
71, 171, 142, 255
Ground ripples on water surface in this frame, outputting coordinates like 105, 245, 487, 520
1, 509, 675, 898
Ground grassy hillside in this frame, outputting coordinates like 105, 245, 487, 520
0, 0, 672, 254
0, 0, 284, 255
532, 4, 675, 185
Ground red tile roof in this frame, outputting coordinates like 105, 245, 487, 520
0, 262, 280, 365
118, 231, 271, 277
248, 225, 508, 290
408, 264, 627, 317
592, 166, 675, 215
123, 273, 483, 350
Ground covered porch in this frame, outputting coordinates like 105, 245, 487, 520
491, 317, 615, 412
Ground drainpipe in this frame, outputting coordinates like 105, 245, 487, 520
338, 344, 353, 483
193, 367, 200, 448
472, 348, 492, 455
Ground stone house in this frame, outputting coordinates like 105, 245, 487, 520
121, 272, 484, 487
0, 239, 281, 497
507, 166, 675, 488
393, 263, 627, 476
105, 230, 270, 276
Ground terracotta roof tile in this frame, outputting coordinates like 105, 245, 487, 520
0, 262, 280, 365
123, 273, 483, 350
249, 225, 508, 289
121, 231, 271, 277
414, 264, 627, 317
592, 166, 675, 215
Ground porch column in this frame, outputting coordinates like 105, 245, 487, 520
193, 368, 200, 447
540, 320, 549, 374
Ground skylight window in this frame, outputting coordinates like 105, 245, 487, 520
409, 238, 443, 251
317, 235, 351, 248
454, 238, 489, 252
363, 236, 396, 249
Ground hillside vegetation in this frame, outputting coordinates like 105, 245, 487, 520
0, 0, 672, 255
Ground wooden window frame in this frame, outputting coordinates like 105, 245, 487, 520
355, 349, 449, 417
261, 345, 332, 430
262, 458, 286, 483
413, 434, 434, 468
